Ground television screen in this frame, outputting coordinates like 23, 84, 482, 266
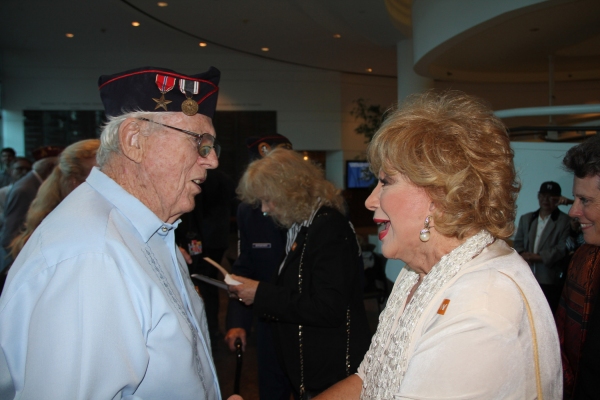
346, 161, 376, 189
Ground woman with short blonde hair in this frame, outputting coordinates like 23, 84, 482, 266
237, 148, 344, 227
230, 148, 371, 398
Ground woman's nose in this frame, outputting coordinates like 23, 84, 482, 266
365, 182, 381, 211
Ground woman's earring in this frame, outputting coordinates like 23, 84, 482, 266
420, 215, 431, 242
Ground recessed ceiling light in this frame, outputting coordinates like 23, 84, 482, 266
333, 34, 341, 39
132, 21, 141, 27
261, 47, 269, 52
65, 33, 74, 38
199, 42, 207, 47
365, 68, 373, 73
157, 2, 168, 6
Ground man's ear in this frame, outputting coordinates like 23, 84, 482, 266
119, 119, 144, 163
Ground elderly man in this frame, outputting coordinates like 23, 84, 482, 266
0, 67, 225, 399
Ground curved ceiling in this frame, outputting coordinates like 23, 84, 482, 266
415, 0, 600, 82
0, 0, 598, 83
0, 0, 406, 78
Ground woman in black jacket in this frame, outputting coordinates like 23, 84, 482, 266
229, 148, 371, 398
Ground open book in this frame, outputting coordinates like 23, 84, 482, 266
191, 257, 241, 290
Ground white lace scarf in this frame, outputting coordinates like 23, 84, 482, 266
360, 230, 494, 399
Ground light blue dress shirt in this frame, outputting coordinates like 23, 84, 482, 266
0, 168, 221, 399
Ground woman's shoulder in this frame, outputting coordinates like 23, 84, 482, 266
308, 206, 356, 239
446, 240, 549, 322
313, 206, 347, 225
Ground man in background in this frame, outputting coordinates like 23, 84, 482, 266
177, 167, 236, 349
224, 133, 293, 400
0, 156, 57, 271
0, 157, 33, 223
513, 181, 571, 312
0, 148, 16, 187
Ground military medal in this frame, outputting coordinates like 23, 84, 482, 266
179, 79, 200, 116
153, 74, 176, 111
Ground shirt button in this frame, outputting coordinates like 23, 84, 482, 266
161, 226, 168, 232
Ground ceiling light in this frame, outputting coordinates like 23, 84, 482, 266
65, 33, 74, 38
365, 68, 373, 73
261, 47, 269, 52
333, 34, 341, 39
157, 2, 168, 6
132, 21, 141, 27
199, 42, 207, 47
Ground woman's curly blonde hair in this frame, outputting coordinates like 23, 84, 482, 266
237, 148, 344, 228
368, 90, 520, 240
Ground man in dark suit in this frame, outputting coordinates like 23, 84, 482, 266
224, 134, 292, 400
0, 157, 57, 271
513, 181, 571, 312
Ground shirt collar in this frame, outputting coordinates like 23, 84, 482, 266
86, 167, 180, 243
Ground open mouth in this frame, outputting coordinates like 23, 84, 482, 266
192, 175, 207, 187
374, 218, 390, 240
580, 222, 593, 230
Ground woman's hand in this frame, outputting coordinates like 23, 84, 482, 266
228, 275, 259, 305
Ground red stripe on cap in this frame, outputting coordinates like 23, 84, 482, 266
195, 87, 219, 105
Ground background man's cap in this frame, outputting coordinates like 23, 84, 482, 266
32, 145, 64, 160
539, 181, 561, 196
246, 133, 292, 159
98, 66, 220, 118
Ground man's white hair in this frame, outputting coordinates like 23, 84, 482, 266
97, 111, 178, 167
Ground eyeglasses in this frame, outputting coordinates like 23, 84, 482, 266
138, 118, 221, 158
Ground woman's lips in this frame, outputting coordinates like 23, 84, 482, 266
374, 219, 390, 240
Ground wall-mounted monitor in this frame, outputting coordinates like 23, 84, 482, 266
346, 161, 376, 189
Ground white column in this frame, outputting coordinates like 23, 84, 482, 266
397, 39, 432, 102
1, 110, 25, 156
325, 150, 344, 189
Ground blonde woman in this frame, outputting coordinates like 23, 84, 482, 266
10, 139, 99, 259
315, 91, 561, 399
230, 148, 371, 398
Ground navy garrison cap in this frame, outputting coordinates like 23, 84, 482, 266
246, 134, 293, 160
98, 66, 220, 118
